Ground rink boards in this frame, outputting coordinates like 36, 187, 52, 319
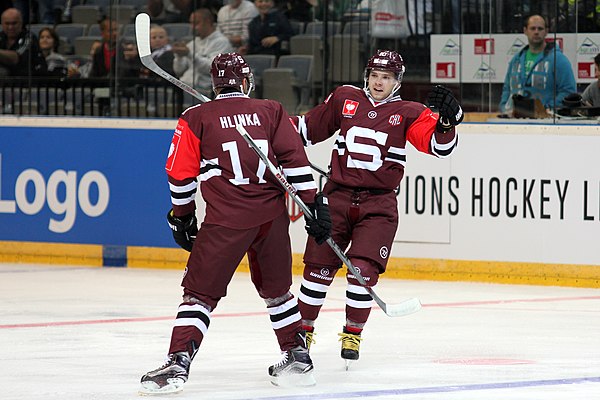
0, 116, 598, 288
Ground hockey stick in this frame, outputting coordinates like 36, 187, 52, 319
309, 162, 328, 178
134, 13, 212, 103
235, 124, 422, 318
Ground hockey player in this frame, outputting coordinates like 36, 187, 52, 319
291, 49, 462, 367
139, 52, 331, 394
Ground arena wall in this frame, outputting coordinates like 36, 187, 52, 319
1, 116, 598, 288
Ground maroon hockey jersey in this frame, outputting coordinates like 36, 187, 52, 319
291, 85, 458, 191
166, 92, 317, 229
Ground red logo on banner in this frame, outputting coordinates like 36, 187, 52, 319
578, 62, 594, 79
474, 38, 494, 55
375, 12, 405, 22
436, 62, 456, 79
342, 100, 359, 116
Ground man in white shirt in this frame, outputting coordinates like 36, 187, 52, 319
217, 0, 258, 52
173, 8, 234, 94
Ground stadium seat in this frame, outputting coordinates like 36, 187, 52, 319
304, 21, 341, 36
243, 54, 276, 97
71, 5, 102, 25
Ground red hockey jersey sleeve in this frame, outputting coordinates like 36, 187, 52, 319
406, 107, 459, 158
165, 115, 202, 217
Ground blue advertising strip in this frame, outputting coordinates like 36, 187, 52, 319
0, 125, 178, 248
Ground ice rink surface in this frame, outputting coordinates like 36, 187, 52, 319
1, 262, 599, 400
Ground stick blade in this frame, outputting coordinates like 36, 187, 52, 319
382, 297, 422, 317
135, 13, 151, 58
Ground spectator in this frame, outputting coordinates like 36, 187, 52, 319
173, 8, 233, 95
68, 40, 101, 78
89, 17, 140, 78
499, 14, 576, 114
120, 24, 175, 79
147, 25, 175, 77
0, 8, 47, 76
39, 27, 67, 77
582, 53, 600, 106
247, 0, 294, 58
217, 0, 258, 52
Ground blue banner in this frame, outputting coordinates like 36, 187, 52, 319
0, 125, 178, 247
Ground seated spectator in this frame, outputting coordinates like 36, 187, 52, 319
147, 25, 175, 77
173, 8, 233, 95
68, 40, 101, 78
247, 0, 294, 58
217, 0, 258, 52
582, 53, 600, 106
123, 24, 175, 79
39, 27, 68, 77
0, 8, 47, 76
89, 17, 140, 78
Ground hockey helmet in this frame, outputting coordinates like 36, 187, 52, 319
210, 52, 254, 95
364, 49, 405, 81
363, 49, 405, 99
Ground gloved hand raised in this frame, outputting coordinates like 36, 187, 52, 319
426, 85, 464, 132
305, 193, 331, 245
167, 209, 198, 252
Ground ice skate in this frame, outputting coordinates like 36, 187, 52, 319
268, 332, 315, 387
338, 327, 362, 370
139, 352, 191, 395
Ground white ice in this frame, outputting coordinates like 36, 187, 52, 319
1, 263, 599, 400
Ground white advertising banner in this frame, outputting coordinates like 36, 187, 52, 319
296, 123, 600, 266
431, 34, 599, 84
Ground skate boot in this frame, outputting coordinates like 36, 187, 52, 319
268, 332, 316, 387
139, 352, 191, 395
338, 327, 362, 370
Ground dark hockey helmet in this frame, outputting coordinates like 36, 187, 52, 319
210, 52, 254, 95
364, 49, 406, 82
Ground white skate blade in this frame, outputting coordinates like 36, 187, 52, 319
138, 378, 185, 395
270, 370, 316, 387
344, 359, 355, 371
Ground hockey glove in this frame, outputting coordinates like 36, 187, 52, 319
167, 209, 198, 252
426, 85, 464, 132
305, 193, 332, 245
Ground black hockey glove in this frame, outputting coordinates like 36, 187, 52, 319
426, 85, 464, 132
167, 209, 198, 252
305, 193, 331, 245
